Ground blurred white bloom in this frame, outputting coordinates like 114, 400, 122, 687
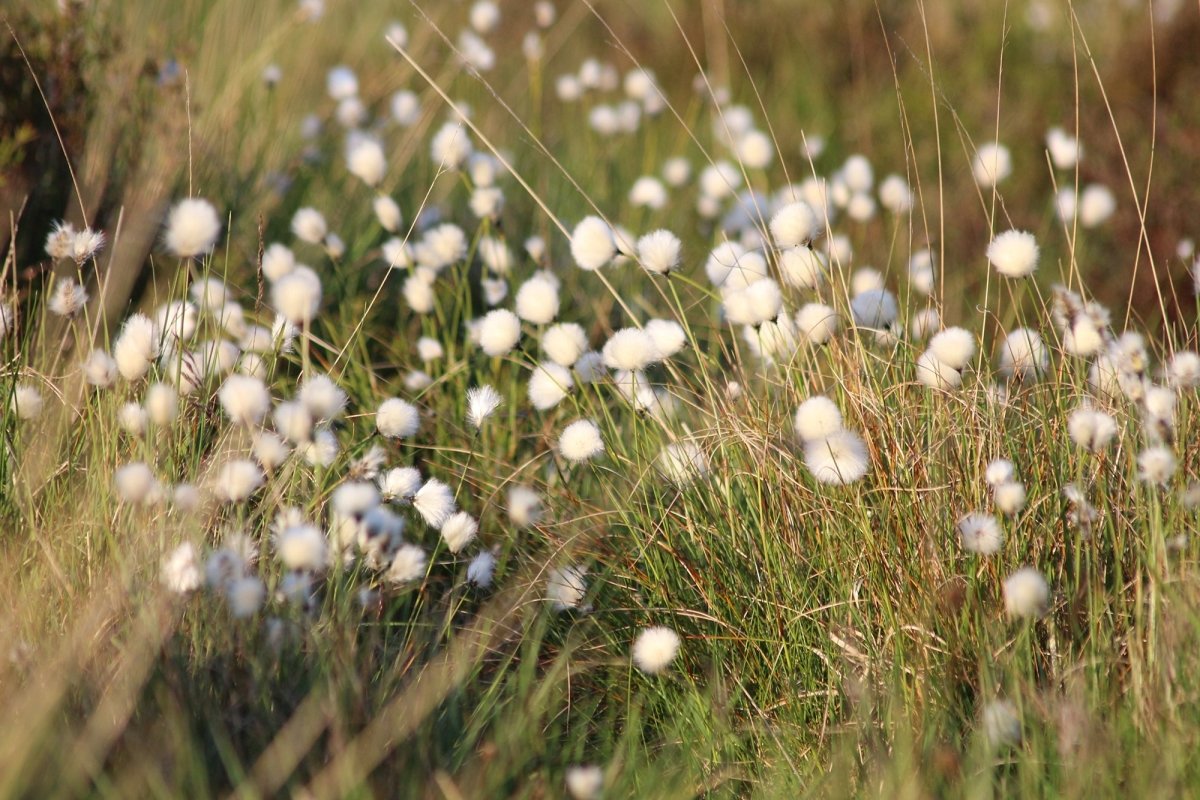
982, 699, 1022, 747
291, 207, 327, 244
277, 524, 328, 571
414, 478, 456, 528
972, 142, 1012, 187
602, 328, 660, 371
637, 229, 681, 275
431, 121, 473, 169
467, 550, 496, 587
958, 512, 1003, 555
994, 481, 1027, 516
218, 374, 270, 426
213, 460, 264, 504
1079, 183, 1116, 228
542, 323, 588, 367
113, 313, 160, 381
376, 397, 420, 439
508, 485, 543, 527
997, 328, 1048, 381
528, 362, 573, 410
467, 384, 502, 428
1067, 407, 1118, 451
478, 309, 522, 356
373, 195, 402, 232
778, 246, 825, 290
987, 230, 1039, 278
1046, 127, 1082, 170
794, 396, 843, 442
261, 243, 296, 281
379, 466, 422, 502
83, 349, 117, 387
115, 462, 158, 504
769, 201, 820, 247
1138, 446, 1176, 486
515, 275, 560, 324
803, 430, 869, 485
1003, 567, 1050, 618
326, 65, 358, 100
570, 216, 615, 271
547, 565, 587, 611
795, 303, 838, 344
565, 765, 603, 800
441, 511, 479, 554
161, 543, 202, 594
164, 198, 221, 258
632, 626, 681, 674
559, 419, 605, 464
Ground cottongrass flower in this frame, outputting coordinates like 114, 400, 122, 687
271, 269, 322, 324
48, 278, 88, 317
637, 229, 681, 275
430, 121, 473, 169
879, 174, 913, 214
515, 275, 560, 324
849, 288, 898, 331
559, 419, 605, 464
274, 401, 313, 444
794, 396, 843, 442
546, 565, 588, 611
632, 626, 681, 674
467, 550, 497, 587
644, 319, 686, 359
277, 524, 329, 572
379, 466, 422, 502
602, 327, 660, 371
1079, 184, 1116, 228
985, 458, 1015, 487
118, 403, 148, 436
565, 765, 604, 800
345, 135, 387, 186
113, 313, 160, 381
1067, 407, 1118, 451
440, 511, 479, 555
291, 207, 328, 244
478, 309, 522, 356
803, 430, 870, 485
987, 230, 1039, 278
373, 195, 402, 232
972, 142, 1012, 187
1138, 446, 1176, 486
376, 397, 420, 439
1168, 351, 1200, 388
507, 485, 543, 527
982, 699, 1022, 747
213, 460, 264, 504
145, 382, 179, 426
115, 462, 158, 505
723, 279, 783, 327
656, 442, 709, 485
778, 246, 825, 290
569, 216, 616, 271
1003, 567, 1050, 619
161, 543, 202, 594
997, 328, 1048, 381
298, 374, 347, 422
528, 362, 574, 411
331, 482, 380, 519
301, 429, 340, 468
466, 385, 502, 429
796, 303, 839, 344
11, 384, 44, 421
218, 374, 270, 426
542, 323, 588, 367
226, 576, 266, 618
928, 327, 976, 370
164, 198, 221, 258
1046, 126, 1081, 170
915, 351, 963, 390
413, 478, 456, 528
957, 512, 1003, 555
769, 201, 820, 247
994, 481, 1027, 516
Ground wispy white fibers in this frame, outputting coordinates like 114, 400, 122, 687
803, 430, 869, 485
636, 229, 681, 275
987, 230, 1039, 278
559, 419, 605, 463
958, 512, 1003, 555
376, 397, 420, 439
631, 626, 681, 674
440, 511, 478, 554
570, 216, 615, 271
466, 385, 502, 428
478, 309, 522, 356
1003, 567, 1050, 618
413, 478, 456, 527
164, 198, 221, 258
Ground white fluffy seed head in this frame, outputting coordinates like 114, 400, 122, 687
1138, 446, 1176, 486
431, 121, 473, 169
1079, 184, 1115, 228
507, 485, 543, 527
114, 313, 160, 381
637, 229, 681, 275
515, 275, 560, 324
83, 349, 118, 388
644, 319, 686, 359
1067, 407, 1118, 451
213, 459, 264, 503
565, 766, 604, 800
795, 303, 839, 345
994, 481, 1027, 516
298, 374, 347, 421
346, 135, 386, 186
632, 626, 681, 674
849, 288, 898, 330
466, 384, 502, 428
559, 419, 604, 463
467, 550, 496, 588
570, 216, 616, 271
440, 511, 479, 554
291, 207, 328, 244
478, 309, 522, 356
803, 429, 869, 485
528, 362, 574, 410
1003, 567, 1050, 618
769, 201, 820, 247
986, 458, 1015, 487
376, 397, 420, 439
277, 524, 328, 571
987, 230, 1039, 278
413, 478, 456, 528
602, 328, 660, 371
958, 512, 1003, 555
997, 328, 1048, 381
972, 142, 1012, 187
164, 198, 221, 258
656, 442, 709, 485
218, 374, 271, 426
778, 246, 825, 290
271, 269, 322, 323
261, 243, 296, 281
379, 466, 422, 502
794, 396, 843, 442
547, 565, 588, 611
373, 195, 402, 232
929, 327, 976, 370
542, 323, 588, 367
915, 351, 962, 390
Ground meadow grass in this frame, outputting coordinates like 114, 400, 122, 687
4, 1, 1200, 797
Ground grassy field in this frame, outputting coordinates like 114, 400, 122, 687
4, 0, 1200, 797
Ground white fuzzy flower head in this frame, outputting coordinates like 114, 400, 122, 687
879, 174, 913, 214
261, 243, 296, 282
371, 196, 403, 234
542, 323, 588, 367
1168, 351, 1200, 388
467, 550, 497, 588
277, 524, 329, 572
478, 309, 522, 357
997, 328, 1048, 381
376, 397, 420, 439
161, 543, 202, 594
45, 220, 74, 260
1003, 567, 1050, 619
115, 462, 157, 504
1079, 184, 1116, 228
1046, 127, 1082, 170
118, 403, 148, 436
994, 481, 1027, 516
565, 766, 604, 800
48, 278, 88, 317
218, 374, 270, 427
915, 351, 963, 391
849, 288, 898, 331
629, 176, 667, 209
226, 576, 266, 618
431, 121, 473, 169
515, 275, 560, 324
528, 362, 574, 410
987, 230, 1039, 278
331, 481, 380, 520
1138, 446, 1176, 486
796, 303, 839, 345
637, 229, 681, 275
570, 216, 616, 271
982, 699, 1022, 747
11, 384, 43, 421
602, 328, 660, 371
929, 327, 976, 370
379, 466, 422, 502
458, 384, 500, 429
414, 478, 456, 528
985, 458, 1015, 487
1067, 407, 1118, 451
804, 430, 869, 485
164, 198, 221, 258
778, 246, 826, 290
724, 279, 783, 327
214, 460, 264, 504
972, 142, 1012, 187
769, 201, 820, 248
113, 313, 160, 381
546, 565, 587, 611
326, 65, 358, 100
83, 349, 117, 388
632, 626, 681, 674
273, 400, 313, 444
656, 442, 709, 485
644, 319, 686, 359
271, 269, 322, 324
508, 485, 543, 527
794, 396, 843, 442
440, 511, 479, 554
559, 419, 604, 464
252, 432, 290, 470
298, 374, 347, 422
957, 512, 1003, 555
291, 207, 328, 244
145, 382, 179, 427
